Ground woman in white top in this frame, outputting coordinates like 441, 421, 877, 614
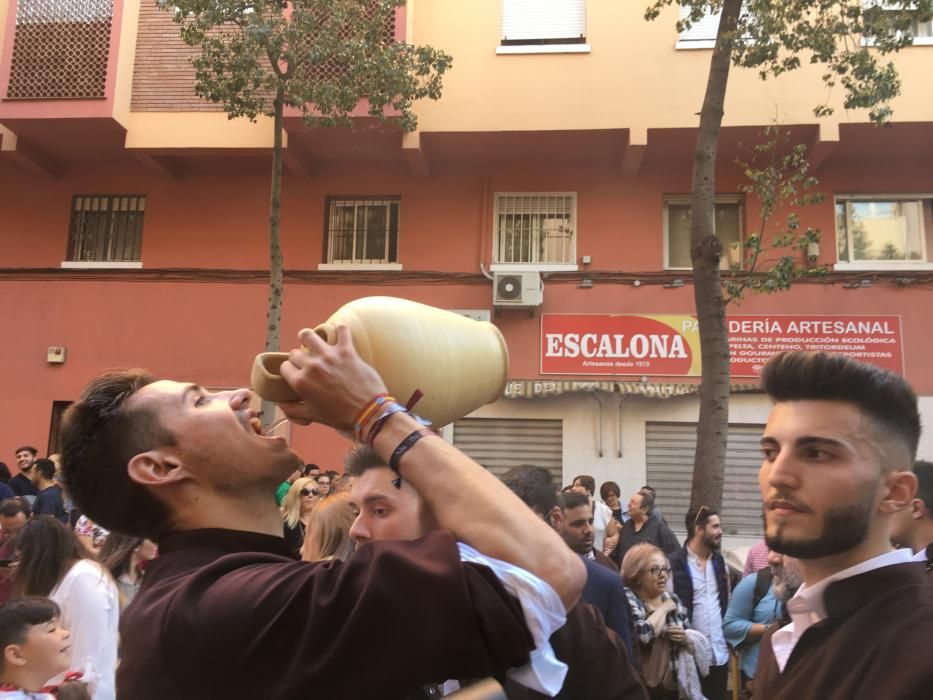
14, 517, 119, 700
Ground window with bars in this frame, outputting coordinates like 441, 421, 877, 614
494, 193, 576, 265
324, 197, 400, 265
67, 195, 145, 263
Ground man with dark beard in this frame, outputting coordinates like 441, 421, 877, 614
668, 506, 729, 700
754, 351, 933, 699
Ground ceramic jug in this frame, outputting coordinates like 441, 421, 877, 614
251, 296, 509, 428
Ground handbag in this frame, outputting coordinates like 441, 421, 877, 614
641, 636, 675, 691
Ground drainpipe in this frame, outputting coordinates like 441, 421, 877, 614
590, 393, 603, 458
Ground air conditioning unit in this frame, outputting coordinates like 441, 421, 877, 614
493, 271, 543, 308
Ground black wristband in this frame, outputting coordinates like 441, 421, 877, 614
389, 429, 433, 473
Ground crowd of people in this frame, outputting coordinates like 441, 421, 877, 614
0, 342, 930, 699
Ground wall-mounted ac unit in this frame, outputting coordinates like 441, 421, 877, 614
493, 271, 543, 307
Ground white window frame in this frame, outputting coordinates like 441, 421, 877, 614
861, 2, 933, 46
491, 192, 579, 272
497, 0, 590, 55
674, 5, 721, 50
833, 194, 933, 271
663, 195, 744, 270
318, 197, 403, 271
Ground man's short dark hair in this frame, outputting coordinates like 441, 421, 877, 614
500, 466, 557, 517
60, 370, 174, 540
32, 459, 55, 482
915, 460, 933, 514
685, 505, 719, 537
599, 481, 620, 500
14, 447, 37, 457
572, 475, 595, 495
344, 445, 387, 476
0, 498, 30, 519
637, 490, 655, 515
761, 352, 921, 466
641, 484, 656, 497
562, 491, 590, 512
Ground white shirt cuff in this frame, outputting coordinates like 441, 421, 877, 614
457, 542, 568, 696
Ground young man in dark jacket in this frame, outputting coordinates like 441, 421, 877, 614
668, 506, 730, 700
754, 351, 933, 699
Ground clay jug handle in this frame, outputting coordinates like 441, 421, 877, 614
251, 352, 299, 403
314, 322, 337, 344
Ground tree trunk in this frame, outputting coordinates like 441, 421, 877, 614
262, 87, 286, 430
688, 0, 743, 512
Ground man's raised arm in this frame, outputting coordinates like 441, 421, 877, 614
278, 326, 585, 610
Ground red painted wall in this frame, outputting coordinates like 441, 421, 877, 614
3, 150, 932, 465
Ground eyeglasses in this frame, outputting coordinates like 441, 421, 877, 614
300, 488, 319, 498
693, 505, 709, 530
644, 566, 671, 577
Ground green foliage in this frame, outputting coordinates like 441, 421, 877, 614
644, 0, 933, 123
725, 125, 829, 304
158, 0, 453, 131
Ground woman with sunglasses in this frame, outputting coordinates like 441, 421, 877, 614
281, 477, 320, 556
621, 543, 693, 699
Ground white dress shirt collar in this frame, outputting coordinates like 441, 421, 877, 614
770, 548, 914, 672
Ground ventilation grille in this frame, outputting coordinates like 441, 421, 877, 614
301, 7, 396, 84
7, 0, 113, 100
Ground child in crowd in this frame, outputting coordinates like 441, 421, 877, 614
0, 598, 89, 700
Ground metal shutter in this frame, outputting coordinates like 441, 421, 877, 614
677, 6, 721, 44
501, 0, 586, 42
645, 423, 764, 538
452, 418, 563, 485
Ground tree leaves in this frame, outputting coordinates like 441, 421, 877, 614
160, 0, 453, 130
645, 0, 933, 123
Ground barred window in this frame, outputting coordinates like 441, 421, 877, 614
67, 195, 145, 262
324, 197, 400, 265
494, 193, 576, 264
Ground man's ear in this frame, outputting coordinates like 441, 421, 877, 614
127, 450, 188, 489
879, 470, 918, 514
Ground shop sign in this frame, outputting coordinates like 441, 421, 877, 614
540, 314, 903, 377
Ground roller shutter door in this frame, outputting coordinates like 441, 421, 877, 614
645, 422, 764, 538
452, 418, 563, 486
